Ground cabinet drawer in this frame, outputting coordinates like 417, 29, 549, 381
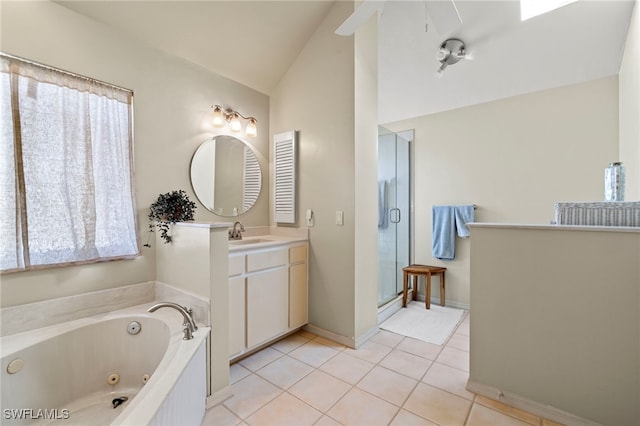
247, 248, 288, 272
289, 245, 307, 264
229, 254, 245, 276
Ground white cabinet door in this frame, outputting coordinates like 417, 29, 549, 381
229, 276, 246, 357
247, 268, 289, 347
289, 263, 308, 328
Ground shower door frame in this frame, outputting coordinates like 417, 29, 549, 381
377, 128, 413, 309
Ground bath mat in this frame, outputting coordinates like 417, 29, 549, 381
380, 302, 465, 345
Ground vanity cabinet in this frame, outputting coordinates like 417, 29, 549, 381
228, 241, 308, 360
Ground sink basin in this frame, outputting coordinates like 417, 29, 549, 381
229, 238, 275, 245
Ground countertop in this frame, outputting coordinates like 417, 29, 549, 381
228, 234, 308, 252
467, 222, 640, 233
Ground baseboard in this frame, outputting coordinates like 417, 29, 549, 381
303, 322, 380, 350
412, 293, 470, 311
206, 385, 232, 408
303, 324, 357, 349
377, 292, 469, 325
438, 298, 469, 310
466, 380, 601, 426
305, 289, 470, 350
354, 324, 379, 348
377, 295, 403, 324
229, 328, 302, 364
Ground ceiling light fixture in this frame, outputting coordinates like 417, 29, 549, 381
211, 105, 258, 138
435, 38, 472, 78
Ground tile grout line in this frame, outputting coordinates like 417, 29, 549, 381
235, 335, 358, 423
341, 326, 463, 426
221, 308, 473, 426
224, 314, 548, 426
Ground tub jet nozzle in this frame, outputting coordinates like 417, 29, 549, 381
112, 397, 128, 409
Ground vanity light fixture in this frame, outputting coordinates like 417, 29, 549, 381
211, 105, 258, 137
245, 118, 258, 138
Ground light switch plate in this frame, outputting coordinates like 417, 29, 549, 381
306, 209, 314, 227
335, 210, 343, 226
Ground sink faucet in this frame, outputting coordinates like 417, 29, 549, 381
229, 221, 245, 240
148, 302, 198, 340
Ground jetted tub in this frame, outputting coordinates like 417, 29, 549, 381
0, 304, 209, 425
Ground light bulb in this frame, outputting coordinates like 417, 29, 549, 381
212, 106, 224, 127
245, 118, 257, 137
436, 49, 449, 61
230, 113, 242, 132
435, 62, 447, 78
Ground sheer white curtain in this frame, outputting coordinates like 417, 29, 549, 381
1, 54, 139, 272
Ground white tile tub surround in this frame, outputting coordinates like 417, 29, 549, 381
155, 282, 210, 327
0, 282, 155, 337
1, 304, 210, 426
0, 282, 211, 337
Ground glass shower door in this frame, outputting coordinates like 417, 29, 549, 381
378, 128, 410, 307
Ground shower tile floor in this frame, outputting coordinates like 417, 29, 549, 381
203, 313, 563, 426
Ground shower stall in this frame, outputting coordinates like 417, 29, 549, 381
377, 127, 411, 307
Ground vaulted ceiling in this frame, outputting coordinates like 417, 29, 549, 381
56, 0, 636, 124
55, 0, 335, 95
378, 0, 635, 123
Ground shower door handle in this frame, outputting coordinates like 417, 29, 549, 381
389, 208, 401, 224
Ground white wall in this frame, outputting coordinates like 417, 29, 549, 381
386, 77, 619, 308
354, 8, 380, 342
620, 2, 640, 200
155, 224, 231, 399
270, 1, 378, 344
0, 1, 270, 308
270, 1, 356, 340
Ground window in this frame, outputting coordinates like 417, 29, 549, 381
1, 53, 139, 272
520, 0, 579, 21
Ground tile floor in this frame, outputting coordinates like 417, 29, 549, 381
203, 313, 563, 426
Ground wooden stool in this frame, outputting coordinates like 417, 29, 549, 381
402, 264, 447, 309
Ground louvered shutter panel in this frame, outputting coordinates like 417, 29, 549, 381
242, 146, 261, 212
273, 131, 297, 223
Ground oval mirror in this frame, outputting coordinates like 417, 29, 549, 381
190, 135, 262, 216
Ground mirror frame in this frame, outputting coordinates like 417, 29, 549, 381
190, 134, 262, 217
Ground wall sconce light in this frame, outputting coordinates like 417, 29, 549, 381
211, 105, 258, 137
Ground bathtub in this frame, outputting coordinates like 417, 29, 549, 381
0, 304, 209, 425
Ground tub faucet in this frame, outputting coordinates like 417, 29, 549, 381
148, 302, 198, 340
229, 221, 245, 240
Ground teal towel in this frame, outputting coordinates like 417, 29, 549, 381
432, 205, 475, 260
